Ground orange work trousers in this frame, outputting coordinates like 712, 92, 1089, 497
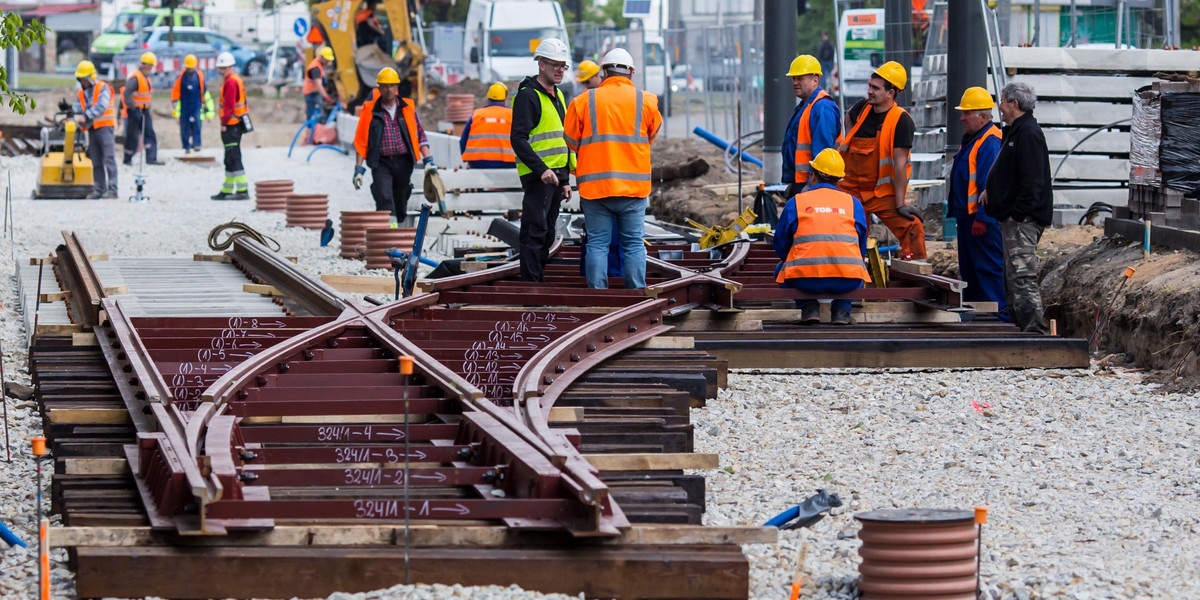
838, 136, 927, 259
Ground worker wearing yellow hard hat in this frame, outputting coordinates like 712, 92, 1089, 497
459, 82, 516, 169
72, 60, 119, 198
775, 147, 871, 325
119, 50, 162, 166
948, 86, 1007, 319
304, 46, 337, 121
352, 67, 437, 224
835, 60, 925, 259
782, 54, 841, 197
172, 54, 214, 153
577, 60, 602, 91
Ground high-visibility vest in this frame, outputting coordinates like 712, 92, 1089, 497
78, 82, 116, 130
793, 89, 833, 184
515, 85, 574, 176
171, 69, 205, 103
119, 85, 127, 119
220, 73, 249, 126
353, 96, 422, 163
966, 124, 1002, 215
461, 105, 515, 163
128, 70, 152, 109
837, 103, 911, 198
776, 186, 870, 283
564, 78, 658, 199
303, 58, 325, 96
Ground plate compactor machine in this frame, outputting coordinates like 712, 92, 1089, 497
33, 100, 94, 199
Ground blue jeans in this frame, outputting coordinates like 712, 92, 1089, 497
582, 197, 647, 289
305, 93, 323, 121
179, 109, 202, 150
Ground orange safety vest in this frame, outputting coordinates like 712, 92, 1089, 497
119, 85, 127, 119
564, 77, 662, 200
966, 124, 1002, 215
793, 89, 832, 184
461, 105, 515, 163
303, 58, 325, 96
78, 82, 117, 130
220, 73, 249, 126
128, 70, 152, 109
171, 69, 205, 102
776, 186, 871, 283
354, 95, 422, 162
837, 103, 911, 198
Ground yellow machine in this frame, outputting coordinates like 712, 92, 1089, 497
310, 0, 428, 111
34, 116, 94, 199
688, 207, 758, 250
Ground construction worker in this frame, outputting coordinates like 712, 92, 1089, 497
212, 52, 250, 200
577, 60, 603, 91
122, 52, 163, 166
171, 54, 214, 154
355, 0, 385, 50
352, 68, 436, 224
304, 47, 336, 121
774, 149, 870, 325
511, 38, 576, 283
836, 61, 925, 259
949, 86, 1007, 319
781, 54, 841, 197
459, 82, 515, 169
71, 60, 118, 199
564, 47, 662, 290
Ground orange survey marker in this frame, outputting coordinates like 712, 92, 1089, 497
788, 542, 810, 600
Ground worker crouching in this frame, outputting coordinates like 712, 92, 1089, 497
775, 149, 871, 325
352, 67, 436, 224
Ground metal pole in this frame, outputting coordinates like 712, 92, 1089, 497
1, 337, 9, 461
1172, 0, 1181, 46
832, 0, 846, 115
1115, 0, 1124, 48
762, 0, 796, 185
737, 98, 743, 213
5, 47, 17, 90
400, 355, 413, 584
885, 0, 913, 107
1069, 0, 1077, 46
948, 0, 988, 154
1032, 0, 1041, 45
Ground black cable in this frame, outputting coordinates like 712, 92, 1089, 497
207, 221, 281, 252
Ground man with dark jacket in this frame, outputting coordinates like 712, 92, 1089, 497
983, 82, 1052, 334
352, 68, 436, 224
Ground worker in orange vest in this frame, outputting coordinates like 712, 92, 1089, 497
836, 61, 925, 259
775, 149, 871, 325
122, 52, 163, 166
171, 54, 215, 153
782, 54, 841, 198
72, 60, 118, 198
355, 0, 385, 50
459, 82, 515, 169
212, 52, 251, 200
564, 48, 662, 290
353, 68, 436, 224
304, 46, 336, 121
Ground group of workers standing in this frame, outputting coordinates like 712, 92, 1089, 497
776, 55, 1051, 331
71, 50, 251, 200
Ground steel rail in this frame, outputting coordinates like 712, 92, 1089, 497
228, 237, 350, 317
56, 231, 107, 326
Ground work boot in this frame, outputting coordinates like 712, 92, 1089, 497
210, 191, 231, 200
85, 191, 103, 200
146, 160, 166, 166
799, 302, 820, 325
229, 191, 250, 200
102, 190, 119, 199
831, 308, 854, 325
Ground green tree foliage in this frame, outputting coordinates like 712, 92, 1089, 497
1, 12, 45, 115
796, 1, 838, 55
1182, 0, 1200, 48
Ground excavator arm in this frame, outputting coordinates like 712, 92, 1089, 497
311, 0, 427, 110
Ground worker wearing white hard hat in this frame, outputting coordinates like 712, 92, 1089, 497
212, 51, 252, 200
512, 38, 577, 282
122, 50, 163, 166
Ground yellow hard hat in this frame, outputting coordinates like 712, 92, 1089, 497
376, 67, 401, 85
955, 86, 995, 111
319, 46, 334, 61
141, 51, 157, 66
486, 82, 508, 101
873, 61, 906, 91
809, 148, 846, 179
75, 60, 97, 80
184, 54, 198, 69
576, 60, 600, 83
786, 54, 821, 77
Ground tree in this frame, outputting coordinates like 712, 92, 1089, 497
1, 12, 46, 114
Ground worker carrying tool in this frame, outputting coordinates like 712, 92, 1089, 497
774, 149, 870, 326
576, 59, 603, 91
72, 60, 118, 199
949, 86, 1007, 320
122, 52, 164, 166
781, 54, 841, 197
304, 46, 336, 121
565, 47, 662, 290
459, 82, 515, 169
171, 54, 215, 154
511, 38, 576, 282
836, 61, 925, 259
353, 67, 437, 224
212, 52, 251, 200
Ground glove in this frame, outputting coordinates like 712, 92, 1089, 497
353, 164, 365, 190
897, 204, 923, 222
972, 219, 988, 237
423, 158, 437, 174
172, 102, 180, 119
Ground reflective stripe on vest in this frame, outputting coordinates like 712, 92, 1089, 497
516, 86, 574, 176
569, 79, 656, 199
221, 73, 249, 126
78, 82, 116, 130
966, 124, 1002, 215
837, 103, 910, 198
303, 58, 325, 96
130, 70, 152, 109
794, 89, 832, 184
776, 186, 871, 283
171, 70, 204, 102
461, 105, 515, 163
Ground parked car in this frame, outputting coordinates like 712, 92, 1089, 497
670, 64, 704, 93
125, 27, 268, 78
90, 8, 203, 71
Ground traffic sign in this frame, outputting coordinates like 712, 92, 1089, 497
293, 17, 308, 37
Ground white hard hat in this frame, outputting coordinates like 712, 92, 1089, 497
533, 38, 570, 64
602, 48, 634, 74
216, 52, 236, 68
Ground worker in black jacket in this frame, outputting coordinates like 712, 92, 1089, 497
982, 82, 1052, 334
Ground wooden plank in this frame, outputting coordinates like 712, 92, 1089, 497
64, 458, 129, 475
890, 259, 932, 275
669, 304, 959, 327
319, 274, 398, 294
547, 407, 585, 422
193, 253, 231, 263
243, 283, 284, 296
638, 336, 696, 349
35, 323, 88, 336
39, 290, 69, 302
695, 336, 1090, 369
72, 332, 99, 346
47, 409, 131, 424
102, 285, 128, 295
583, 453, 720, 471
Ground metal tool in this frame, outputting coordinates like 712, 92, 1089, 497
129, 112, 149, 203
1, 337, 10, 461
386, 203, 433, 299
32, 436, 49, 599
687, 207, 757, 250
399, 355, 414, 585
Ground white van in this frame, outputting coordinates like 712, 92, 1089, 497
464, 0, 574, 85
836, 8, 885, 102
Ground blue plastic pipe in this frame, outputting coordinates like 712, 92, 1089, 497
692, 126, 764, 167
